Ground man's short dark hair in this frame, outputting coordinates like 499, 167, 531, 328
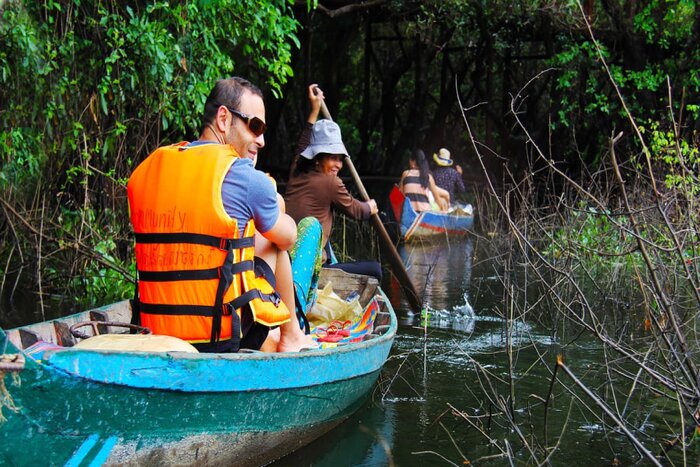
200, 77, 263, 132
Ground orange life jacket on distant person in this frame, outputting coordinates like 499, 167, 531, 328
127, 142, 290, 349
401, 169, 432, 212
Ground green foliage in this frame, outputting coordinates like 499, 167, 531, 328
543, 193, 698, 281
546, 1, 699, 155
1, 0, 303, 178
1, 0, 304, 185
633, 0, 695, 48
551, 41, 604, 128
66, 238, 136, 308
41, 206, 135, 307
0, 128, 44, 192
543, 206, 643, 270
641, 121, 700, 194
0, 0, 303, 311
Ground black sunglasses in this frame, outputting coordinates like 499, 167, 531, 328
223, 105, 266, 137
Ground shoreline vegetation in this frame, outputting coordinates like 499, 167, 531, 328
1, 1, 699, 463
456, 19, 699, 464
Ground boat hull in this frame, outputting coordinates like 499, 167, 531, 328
2, 360, 378, 466
0, 269, 395, 466
389, 185, 473, 241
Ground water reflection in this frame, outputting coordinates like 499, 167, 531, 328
292, 236, 566, 466
389, 237, 474, 316
271, 399, 396, 466
195, 233, 690, 463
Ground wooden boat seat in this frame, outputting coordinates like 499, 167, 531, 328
73, 334, 199, 353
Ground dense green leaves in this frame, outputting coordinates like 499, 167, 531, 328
0, 0, 303, 313
546, 1, 699, 144
1, 0, 302, 186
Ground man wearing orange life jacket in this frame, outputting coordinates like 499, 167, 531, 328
127, 77, 315, 353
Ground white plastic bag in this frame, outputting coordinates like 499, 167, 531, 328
307, 282, 362, 328
449, 203, 473, 216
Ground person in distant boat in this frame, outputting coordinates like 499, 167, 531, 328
127, 77, 315, 354
284, 84, 382, 282
431, 148, 465, 202
399, 149, 450, 212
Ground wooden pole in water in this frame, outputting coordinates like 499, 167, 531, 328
314, 91, 422, 314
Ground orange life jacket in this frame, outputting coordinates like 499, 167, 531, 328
127, 142, 291, 349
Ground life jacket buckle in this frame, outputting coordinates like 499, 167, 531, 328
270, 291, 281, 307
223, 303, 233, 316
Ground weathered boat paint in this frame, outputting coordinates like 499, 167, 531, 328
0, 270, 396, 466
389, 185, 473, 241
40, 326, 393, 392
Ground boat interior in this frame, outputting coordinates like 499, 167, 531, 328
4, 269, 393, 354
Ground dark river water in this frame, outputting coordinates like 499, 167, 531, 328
272, 237, 516, 466
272, 237, 677, 466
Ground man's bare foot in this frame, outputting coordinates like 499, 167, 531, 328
260, 328, 280, 353
277, 329, 318, 352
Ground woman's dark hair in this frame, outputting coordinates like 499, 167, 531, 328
200, 77, 263, 132
411, 149, 430, 188
292, 155, 318, 177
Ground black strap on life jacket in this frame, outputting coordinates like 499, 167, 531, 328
229, 288, 282, 311
130, 277, 141, 326
133, 231, 282, 346
134, 232, 254, 250
210, 247, 234, 344
134, 232, 245, 344
137, 260, 254, 282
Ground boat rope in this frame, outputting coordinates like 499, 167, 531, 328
0, 353, 24, 423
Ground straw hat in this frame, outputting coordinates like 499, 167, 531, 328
433, 148, 453, 167
300, 120, 349, 159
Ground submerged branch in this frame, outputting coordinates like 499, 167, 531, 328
556, 356, 663, 466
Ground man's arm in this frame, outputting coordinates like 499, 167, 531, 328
249, 170, 297, 251
260, 194, 297, 251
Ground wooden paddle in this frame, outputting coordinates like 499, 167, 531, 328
314, 91, 422, 313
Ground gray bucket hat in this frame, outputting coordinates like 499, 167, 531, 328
300, 120, 348, 159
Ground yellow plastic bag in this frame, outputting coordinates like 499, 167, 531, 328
307, 282, 362, 328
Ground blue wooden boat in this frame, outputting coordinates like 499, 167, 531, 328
0, 268, 396, 466
389, 185, 474, 242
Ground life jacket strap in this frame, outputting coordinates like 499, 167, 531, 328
139, 303, 224, 316
135, 286, 279, 320
229, 288, 282, 311
132, 230, 256, 347
135, 232, 254, 250
211, 247, 234, 344
137, 260, 254, 282
131, 278, 141, 326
